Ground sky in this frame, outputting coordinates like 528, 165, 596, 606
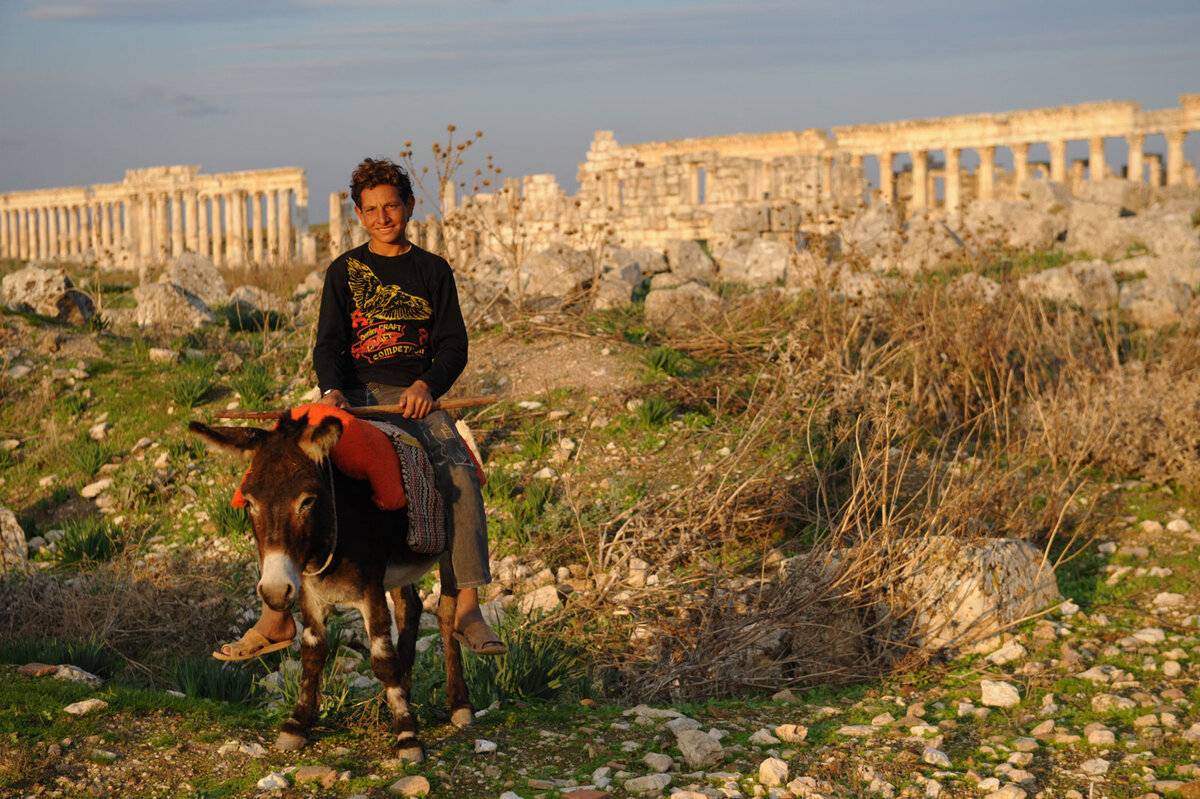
1, 0, 1199, 223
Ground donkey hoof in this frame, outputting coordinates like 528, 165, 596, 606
275, 731, 308, 751
450, 707, 474, 728
396, 743, 425, 763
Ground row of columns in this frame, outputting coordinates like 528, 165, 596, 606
866, 130, 1191, 212
0, 188, 299, 267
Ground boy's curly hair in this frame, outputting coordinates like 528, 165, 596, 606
349, 158, 413, 208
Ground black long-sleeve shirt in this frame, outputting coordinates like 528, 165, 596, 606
313, 243, 468, 399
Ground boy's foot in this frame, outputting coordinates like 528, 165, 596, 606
453, 620, 506, 656
213, 615, 297, 661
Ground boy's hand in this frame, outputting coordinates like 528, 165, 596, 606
319, 389, 348, 409
398, 381, 434, 418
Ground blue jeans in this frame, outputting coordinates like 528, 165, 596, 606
346, 384, 492, 591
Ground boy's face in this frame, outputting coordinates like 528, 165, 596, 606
355, 184, 415, 248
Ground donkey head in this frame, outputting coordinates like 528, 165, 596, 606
189, 413, 342, 610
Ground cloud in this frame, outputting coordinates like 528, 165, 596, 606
22, 0, 324, 24
123, 85, 229, 116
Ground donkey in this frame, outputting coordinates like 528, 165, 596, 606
190, 412, 472, 762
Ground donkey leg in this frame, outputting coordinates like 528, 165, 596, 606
276, 609, 328, 751
373, 585, 423, 763
438, 590, 474, 728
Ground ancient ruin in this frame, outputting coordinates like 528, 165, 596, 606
0, 165, 311, 271
2, 96, 1197, 272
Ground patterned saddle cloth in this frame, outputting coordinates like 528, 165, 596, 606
364, 421, 445, 556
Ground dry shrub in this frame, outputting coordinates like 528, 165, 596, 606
0, 551, 240, 681
558, 274, 1122, 702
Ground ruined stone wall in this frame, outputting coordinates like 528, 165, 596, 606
0, 165, 312, 271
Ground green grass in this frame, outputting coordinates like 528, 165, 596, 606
68, 436, 114, 479
0, 636, 123, 679
168, 365, 215, 410
229, 361, 275, 410
633, 395, 674, 429
51, 517, 125, 567
170, 657, 257, 703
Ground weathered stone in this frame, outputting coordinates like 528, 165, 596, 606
1, 265, 95, 325
1, 508, 28, 573
1065, 201, 1137, 258
228, 285, 290, 316
1078, 177, 1151, 212
720, 238, 791, 286
515, 247, 594, 299
132, 283, 216, 328
63, 698, 108, 715
643, 282, 722, 331
163, 253, 228, 307
959, 199, 1061, 251
388, 774, 431, 796
1018, 259, 1118, 311
1119, 277, 1191, 328
759, 756, 788, 787
623, 773, 671, 795
665, 240, 716, 281
674, 728, 724, 769
891, 536, 1060, 653
1019, 178, 1073, 215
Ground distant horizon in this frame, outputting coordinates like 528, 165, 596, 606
2, 0, 1198, 223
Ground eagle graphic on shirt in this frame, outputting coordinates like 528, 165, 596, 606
346, 257, 433, 364
346, 257, 433, 321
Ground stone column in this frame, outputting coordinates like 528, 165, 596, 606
1126, 134, 1145, 182
0, 209, 8, 259
232, 190, 248, 267
878, 151, 894, 204
1049, 139, 1067, 183
1069, 161, 1085, 196
1166, 130, 1187, 186
138, 194, 153, 259
329, 191, 345, 257
267, 189, 279, 264
944, 147, 961, 213
153, 192, 168, 260
168, 192, 183, 257
46, 207, 58, 259
1147, 154, 1164, 187
251, 191, 264, 265
911, 150, 928, 210
978, 146, 995, 200
197, 196, 210, 259
61, 206, 73, 257
24, 208, 34, 260
279, 189, 292, 263
186, 190, 200, 254
1088, 136, 1107, 181
821, 155, 834, 199
104, 202, 116, 251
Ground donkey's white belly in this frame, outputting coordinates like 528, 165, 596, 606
383, 555, 441, 591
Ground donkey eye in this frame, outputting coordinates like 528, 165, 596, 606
297, 495, 316, 514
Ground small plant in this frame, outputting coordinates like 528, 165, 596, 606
643, 345, 688, 377
207, 495, 249, 537
634, 395, 674, 429
170, 657, 256, 703
0, 635, 122, 678
52, 517, 124, 567
229, 361, 275, 410
69, 436, 114, 478
58, 391, 90, 418
462, 616, 589, 707
518, 421, 558, 460
168, 366, 214, 410
273, 648, 357, 724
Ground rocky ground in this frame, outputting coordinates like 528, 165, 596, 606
5, 488, 1200, 799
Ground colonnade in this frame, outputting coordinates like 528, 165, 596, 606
0, 165, 311, 268
833, 95, 1200, 212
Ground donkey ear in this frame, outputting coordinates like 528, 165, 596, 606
298, 415, 343, 462
188, 422, 268, 459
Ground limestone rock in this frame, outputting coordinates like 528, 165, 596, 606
1019, 178, 1073, 215
624, 773, 671, 795
947, 272, 1001, 305
720, 238, 792, 286
841, 202, 901, 260
228, 285, 290, 316
891, 536, 1060, 654
1018, 259, 1118, 311
759, 757, 788, 786
980, 680, 1021, 708
1064, 201, 1135, 258
516, 246, 593, 299
163, 253, 227, 307
389, 774, 431, 796
643, 282, 722, 331
889, 216, 964, 273
593, 261, 644, 310
1, 508, 28, 573
959, 199, 1062, 251
675, 728, 724, 769
665, 239, 716, 281
1119, 277, 1191, 328
132, 283, 215, 328
1, 265, 95, 325
1078, 177, 1151, 212
1117, 253, 1200, 288
711, 204, 768, 234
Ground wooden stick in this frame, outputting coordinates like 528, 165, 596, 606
210, 395, 499, 420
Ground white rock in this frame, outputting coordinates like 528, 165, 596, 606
642, 752, 673, 772
518, 584, 561, 615
474, 738, 497, 753
624, 773, 671, 794
987, 641, 1027, 666
758, 757, 788, 787
675, 728, 723, 769
53, 665, 103, 688
1133, 627, 1165, 644
1167, 518, 1193, 533
774, 723, 807, 743
1153, 592, 1185, 607
389, 775, 431, 796
63, 698, 108, 715
256, 773, 289, 790
80, 478, 113, 499
922, 746, 952, 768
980, 680, 1021, 708
984, 785, 1027, 799
748, 728, 781, 745
1080, 758, 1109, 775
